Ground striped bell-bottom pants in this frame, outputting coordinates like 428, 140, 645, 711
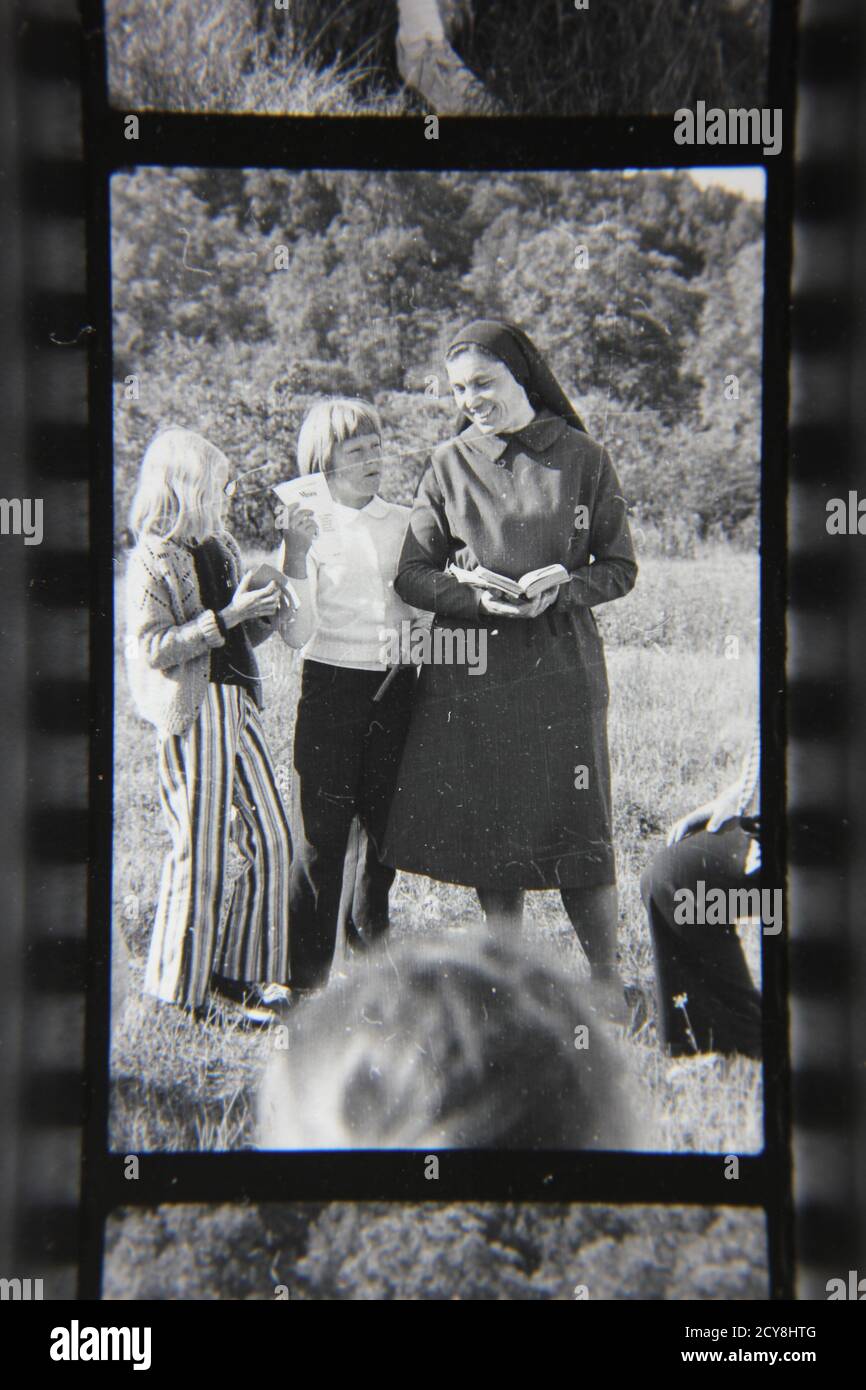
144, 683, 292, 1008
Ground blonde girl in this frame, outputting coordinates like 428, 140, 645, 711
125, 426, 315, 1015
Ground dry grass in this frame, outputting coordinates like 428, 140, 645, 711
104, 0, 769, 116
105, 0, 409, 115
110, 542, 761, 1155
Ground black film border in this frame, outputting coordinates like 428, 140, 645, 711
2, 0, 818, 1304
788, 0, 866, 1301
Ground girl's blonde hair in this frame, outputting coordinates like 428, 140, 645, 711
297, 398, 382, 477
129, 427, 229, 544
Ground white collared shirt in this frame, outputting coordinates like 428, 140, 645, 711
290, 495, 425, 671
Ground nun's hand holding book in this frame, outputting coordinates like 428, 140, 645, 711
479, 587, 559, 620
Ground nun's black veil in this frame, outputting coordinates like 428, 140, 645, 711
446, 319, 587, 434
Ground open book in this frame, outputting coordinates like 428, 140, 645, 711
447, 562, 570, 601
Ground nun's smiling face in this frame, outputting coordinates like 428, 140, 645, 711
446, 348, 535, 435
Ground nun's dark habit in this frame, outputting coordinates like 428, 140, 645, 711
384, 319, 637, 891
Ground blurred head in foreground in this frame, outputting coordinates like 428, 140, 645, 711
258, 932, 632, 1150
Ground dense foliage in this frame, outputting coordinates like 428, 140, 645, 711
103, 1201, 767, 1301
112, 168, 763, 551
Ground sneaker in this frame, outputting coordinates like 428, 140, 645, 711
234, 990, 291, 1027
236, 984, 293, 1025
237, 1001, 282, 1027
255, 983, 293, 1009
210, 977, 291, 1024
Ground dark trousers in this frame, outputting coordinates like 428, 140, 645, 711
640, 821, 762, 1058
289, 660, 416, 989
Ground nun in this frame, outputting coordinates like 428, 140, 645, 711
385, 320, 638, 1015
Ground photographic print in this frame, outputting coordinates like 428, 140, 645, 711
103, 0, 771, 117
111, 165, 764, 1157
102, 1202, 769, 1300
19, 0, 866, 1328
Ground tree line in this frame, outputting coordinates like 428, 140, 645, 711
112, 168, 763, 550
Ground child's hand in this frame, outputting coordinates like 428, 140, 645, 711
703, 782, 744, 833
666, 802, 712, 846
667, 783, 741, 845
222, 571, 282, 628
280, 504, 318, 578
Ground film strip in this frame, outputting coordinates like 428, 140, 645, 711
789, 0, 866, 1300
3, 0, 91, 1301
5, 0, 863, 1309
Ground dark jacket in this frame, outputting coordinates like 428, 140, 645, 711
394, 411, 637, 703
385, 411, 637, 887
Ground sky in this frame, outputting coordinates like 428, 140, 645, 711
624, 167, 766, 202
684, 167, 766, 201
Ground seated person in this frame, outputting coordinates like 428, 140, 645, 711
640, 734, 762, 1059
275, 398, 427, 991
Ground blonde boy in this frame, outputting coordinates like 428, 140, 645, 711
278, 399, 426, 988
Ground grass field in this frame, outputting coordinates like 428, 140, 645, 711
105, 0, 769, 117
110, 541, 761, 1154
105, 0, 410, 116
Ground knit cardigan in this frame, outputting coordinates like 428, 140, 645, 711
125, 530, 280, 737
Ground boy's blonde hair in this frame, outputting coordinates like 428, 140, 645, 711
297, 398, 382, 477
129, 426, 229, 544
